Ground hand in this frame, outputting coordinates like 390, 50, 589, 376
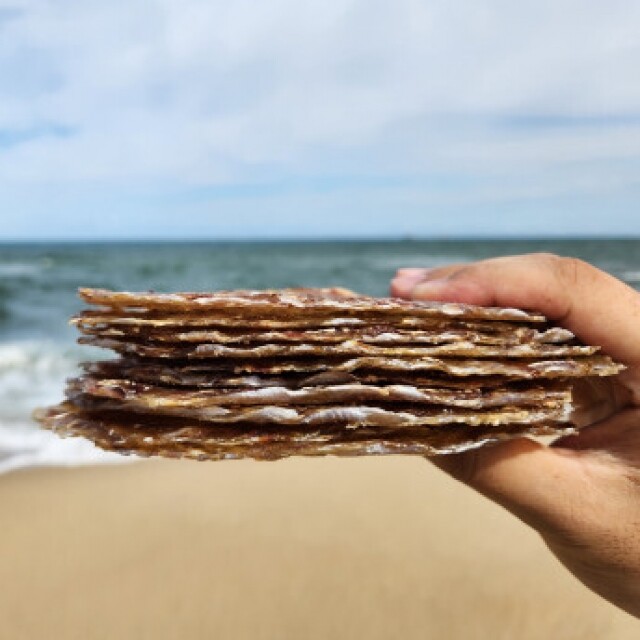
390, 253, 640, 618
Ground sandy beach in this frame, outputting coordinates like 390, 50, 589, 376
0, 456, 636, 639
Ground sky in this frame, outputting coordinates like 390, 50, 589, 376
1, 0, 640, 239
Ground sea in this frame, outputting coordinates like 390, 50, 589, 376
0, 238, 638, 474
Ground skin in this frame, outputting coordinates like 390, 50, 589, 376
390, 253, 640, 618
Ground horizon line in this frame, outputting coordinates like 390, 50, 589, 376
1, 234, 639, 244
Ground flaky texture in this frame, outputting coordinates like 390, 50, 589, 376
73, 311, 543, 331
68, 393, 570, 427
78, 287, 546, 322
75, 324, 575, 346
35, 403, 575, 460
71, 376, 572, 410
78, 336, 597, 359
78, 354, 619, 379
81, 360, 522, 389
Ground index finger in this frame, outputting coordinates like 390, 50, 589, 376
392, 253, 640, 370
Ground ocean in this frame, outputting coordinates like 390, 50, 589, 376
1, 238, 638, 473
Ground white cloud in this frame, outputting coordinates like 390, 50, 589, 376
1, 0, 640, 235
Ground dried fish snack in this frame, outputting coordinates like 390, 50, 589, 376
77, 336, 596, 359
76, 324, 575, 346
69, 376, 572, 410
67, 393, 570, 428
35, 403, 575, 460
81, 353, 620, 379
135, 355, 614, 379
73, 311, 541, 332
78, 287, 546, 322
81, 360, 523, 390
34, 287, 625, 461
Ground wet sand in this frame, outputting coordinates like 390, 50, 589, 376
0, 456, 636, 639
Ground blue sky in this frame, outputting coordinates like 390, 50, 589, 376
1, 0, 640, 239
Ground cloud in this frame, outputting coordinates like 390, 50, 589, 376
1, 0, 640, 236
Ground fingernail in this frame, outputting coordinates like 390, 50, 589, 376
391, 272, 429, 297
410, 279, 449, 299
396, 267, 431, 277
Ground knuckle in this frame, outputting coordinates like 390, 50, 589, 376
524, 253, 588, 287
447, 265, 472, 279
527, 252, 565, 268
550, 255, 589, 287
446, 263, 481, 282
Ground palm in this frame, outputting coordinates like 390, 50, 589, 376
432, 376, 640, 617
540, 405, 640, 615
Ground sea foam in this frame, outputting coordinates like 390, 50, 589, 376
0, 340, 129, 474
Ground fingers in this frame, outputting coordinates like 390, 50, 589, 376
390, 264, 466, 298
390, 269, 432, 297
393, 253, 640, 368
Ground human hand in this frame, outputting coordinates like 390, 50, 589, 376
390, 253, 640, 618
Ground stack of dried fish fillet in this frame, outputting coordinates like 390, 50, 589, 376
35, 287, 623, 460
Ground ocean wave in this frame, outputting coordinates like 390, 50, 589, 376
0, 339, 129, 474
0, 262, 44, 278
0, 340, 79, 417
620, 270, 640, 284
0, 420, 128, 474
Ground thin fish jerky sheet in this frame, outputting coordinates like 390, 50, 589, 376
81, 360, 525, 389
128, 355, 616, 379
73, 312, 547, 333
70, 376, 572, 409
34, 286, 625, 462
68, 393, 571, 427
78, 287, 546, 322
77, 325, 575, 346
78, 336, 596, 359
35, 403, 575, 460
